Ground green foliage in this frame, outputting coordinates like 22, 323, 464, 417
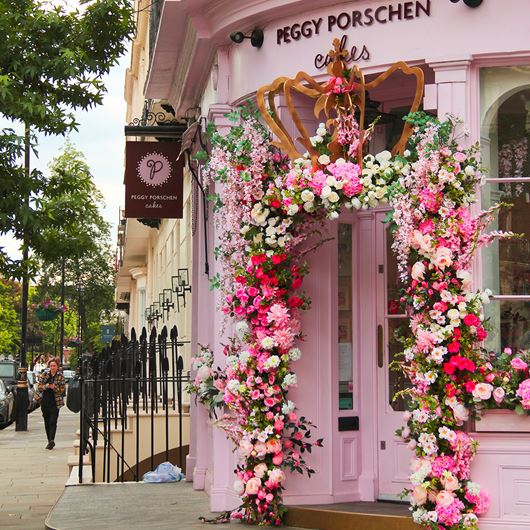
0, 0, 134, 134
0, 278, 20, 355
35, 142, 115, 354
0, 0, 133, 279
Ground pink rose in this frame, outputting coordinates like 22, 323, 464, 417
239, 440, 253, 457
436, 490, 455, 507
197, 365, 212, 381
511, 358, 528, 371
272, 453, 283, 465
411, 261, 426, 281
434, 247, 453, 270
254, 441, 267, 458
268, 469, 285, 486
266, 439, 282, 454
472, 383, 493, 401
411, 485, 427, 505
245, 477, 261, 495
254, 463, 268, 479
493, 387, 505, 404
441, 474, 460, 492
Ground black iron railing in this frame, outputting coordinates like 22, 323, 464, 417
78, 326, 189, 483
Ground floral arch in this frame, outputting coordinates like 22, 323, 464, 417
189, 40, 527, 529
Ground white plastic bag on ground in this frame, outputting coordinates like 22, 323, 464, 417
142, 461, 184, 483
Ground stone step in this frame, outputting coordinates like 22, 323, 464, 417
66, 465, 93, 486
285, 503, 417, 530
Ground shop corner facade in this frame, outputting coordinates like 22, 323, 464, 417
142, 1, 530, 528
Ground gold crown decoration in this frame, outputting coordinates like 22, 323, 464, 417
256, 38, 425, 166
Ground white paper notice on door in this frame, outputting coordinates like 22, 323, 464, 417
339, 342, 353, 381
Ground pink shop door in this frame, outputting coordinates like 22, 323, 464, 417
375, 211, 411, 500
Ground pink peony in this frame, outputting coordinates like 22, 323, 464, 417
516, 379, 530, 409
245, 477, 261, 495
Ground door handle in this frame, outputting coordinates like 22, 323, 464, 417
377, 324, 384, 368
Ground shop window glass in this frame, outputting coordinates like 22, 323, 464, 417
338, 223, 353, 410
480, 66, 530, 354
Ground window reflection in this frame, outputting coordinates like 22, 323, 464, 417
338, 224, 353, 410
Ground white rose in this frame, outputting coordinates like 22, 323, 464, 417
329, 211, 339, 220
300, 190, 314, 202
287, 204, 299, 216
303, 202, 314, 212
318, 154, 330, 165
325, 176, 337, 187
453, 403, 469, 423
464, 165, 475, 176
472, 383, 493, 401
351, 198, 362, 209
447, 308, 460, 321
335, 157, 346, 165
375, 150, 392, 164
321, 185, 332, 199
328, 191, 339, 203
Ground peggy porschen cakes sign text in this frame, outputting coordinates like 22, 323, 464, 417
124, 141, 184, 219
275, 0, 431, 69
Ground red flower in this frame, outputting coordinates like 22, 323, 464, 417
291, 277, 303, 289
444, 362, 456, 375
463, 314, 480, 327
447, 341, 460, 354
476, 326, 488, 341
251, 254, 267, 266
465, 381, 476, 393
270, 199, 281, 209
288, 296, 303, 308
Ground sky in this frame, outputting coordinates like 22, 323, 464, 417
0, 56, 129, 260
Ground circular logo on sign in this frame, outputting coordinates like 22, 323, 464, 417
137, 152, 172, 187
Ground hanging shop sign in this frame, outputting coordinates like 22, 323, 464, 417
275, 0, 431, 69
124, 141, 184, 219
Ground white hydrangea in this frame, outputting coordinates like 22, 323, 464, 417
239, 350, 250, 365
282, 373, 297, 389
261, 337, 275, 350
226, 355, 238, 368
282, 400, 295, 414
264, 355, 281, 369
235, 321, 250, 340
288, 348, 301, 361
227, 379, 240, 393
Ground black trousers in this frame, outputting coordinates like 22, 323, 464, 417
42, 403, 60, 442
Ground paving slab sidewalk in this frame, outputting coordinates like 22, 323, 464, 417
45, 482, 315, 530
0, 406, 78, 530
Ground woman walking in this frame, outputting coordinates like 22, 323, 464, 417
37, 358, 66, 449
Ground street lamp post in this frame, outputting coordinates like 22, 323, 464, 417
60, 255, 65, 365
15, 123, 31, 431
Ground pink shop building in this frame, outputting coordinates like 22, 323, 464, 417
144, 1, 530, 528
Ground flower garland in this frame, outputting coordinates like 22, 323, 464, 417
189, 94, 524, 528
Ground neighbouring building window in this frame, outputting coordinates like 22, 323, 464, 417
480, 66, 530, 354
338, 223, 353, 410
139, 288, 146, 330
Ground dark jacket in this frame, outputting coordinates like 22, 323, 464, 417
37, 369, 66, 408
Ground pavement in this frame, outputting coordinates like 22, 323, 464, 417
45, 482, 314, 530
0, 405, 78, 530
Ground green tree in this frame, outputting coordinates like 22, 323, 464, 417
0, 278, 20, 356
35, 142, 115, 355
0, 0, 133, 278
